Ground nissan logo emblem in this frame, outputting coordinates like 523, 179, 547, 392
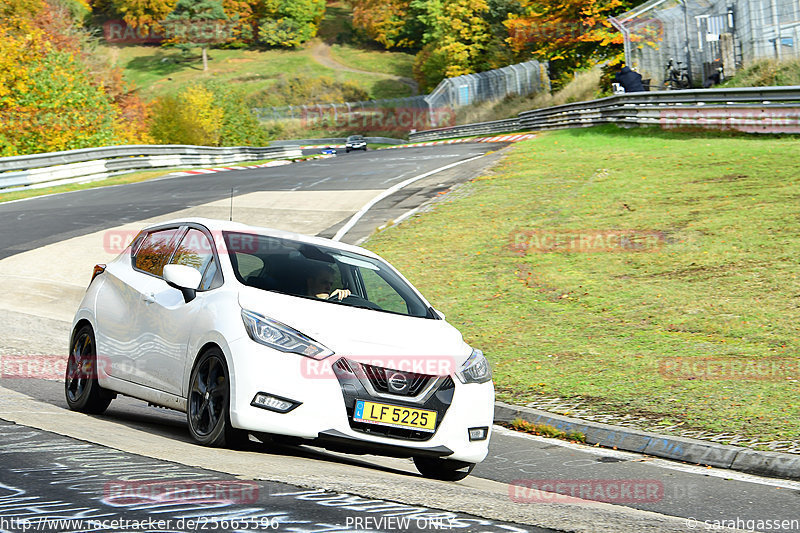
388, 372, 408, 392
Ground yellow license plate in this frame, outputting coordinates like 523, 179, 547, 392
354, 400, 437, 432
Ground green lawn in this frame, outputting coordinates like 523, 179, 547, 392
103, 45, 411, 100
365, 126, 800, 444
330, 44, 416, 79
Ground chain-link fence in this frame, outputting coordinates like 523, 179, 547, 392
610, 0, 800, 89
424, 60, 551, 110
253, 60, 549, 134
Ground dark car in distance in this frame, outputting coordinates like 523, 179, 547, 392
345, 135, 367, 152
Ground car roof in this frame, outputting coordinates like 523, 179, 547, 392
143, 217, 382, 259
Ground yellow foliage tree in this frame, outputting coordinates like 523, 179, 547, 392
150, 86, 223, 146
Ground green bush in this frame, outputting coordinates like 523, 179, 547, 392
258, 18, 315, 48
247, 74, 369, 108
150, 86, 223, 146
204, 81, 271, 146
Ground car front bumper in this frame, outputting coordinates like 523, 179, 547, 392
226, 337, 494, 463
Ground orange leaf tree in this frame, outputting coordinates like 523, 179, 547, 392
504, 0, 642, 81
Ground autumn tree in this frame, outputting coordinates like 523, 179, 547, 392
352, 0, 418, 48
411, 0, 492, 91
504, 0, 634, 80
109, 0, 178, 31
257, 0, 325, 48
150, 86, 223, 145
221, 0, 257, 43
0, 0, 150, 155
162, 0, 230, 70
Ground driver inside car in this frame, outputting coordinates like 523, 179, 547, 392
306, 263, 351, 300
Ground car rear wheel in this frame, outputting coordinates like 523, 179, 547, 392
65, 324, 113, 414
413, 457, 475, 481
187, 348, 249, 448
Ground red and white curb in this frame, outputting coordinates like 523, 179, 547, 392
164, 134, 531, 178
382, 133, 536, 149
299, 144, 345, 149
168, 154, 335, 177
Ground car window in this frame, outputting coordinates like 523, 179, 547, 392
360, 267, 408, 314
170, 228, 219, 290
133, 228, 181, 277
224, 231, 431, 318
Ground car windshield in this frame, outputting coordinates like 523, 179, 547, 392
347, 136, 363, 141
223, 232, 433, 318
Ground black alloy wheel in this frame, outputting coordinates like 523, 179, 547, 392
187, 348, 249, 448
65, 325, 113, 414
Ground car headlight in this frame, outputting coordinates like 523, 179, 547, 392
456, 348, 492, 384
241, 309, 334, 360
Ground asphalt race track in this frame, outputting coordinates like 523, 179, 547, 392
0, 144, 798, 532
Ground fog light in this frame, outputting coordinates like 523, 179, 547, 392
468, 426, 489, 441
251, 393, 300, 413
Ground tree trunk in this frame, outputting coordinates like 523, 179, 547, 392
202, 47, 208, 71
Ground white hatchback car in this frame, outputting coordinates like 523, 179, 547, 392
66, 218, 494, 480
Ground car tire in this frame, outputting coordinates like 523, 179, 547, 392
65, 324, 113, 414
413, 457, 475, 481
187, 348, 249, 449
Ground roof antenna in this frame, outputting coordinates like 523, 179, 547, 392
229, 188, 234, 221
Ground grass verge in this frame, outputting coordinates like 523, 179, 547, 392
364, 125, 800, 443
722, 58, 800, 87
505, 419, 586, 443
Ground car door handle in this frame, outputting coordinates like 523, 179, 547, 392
143, 293, 156, 304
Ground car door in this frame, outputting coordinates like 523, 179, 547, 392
97, 226, 182, 385
136, 226, 221, 395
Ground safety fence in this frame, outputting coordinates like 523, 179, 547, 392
610, 0, 800, 89
408, 86, 800, 141
253, 60, 550, 134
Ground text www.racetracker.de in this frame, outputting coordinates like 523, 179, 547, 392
0, 516, 282, 531
0, 515, 461, 531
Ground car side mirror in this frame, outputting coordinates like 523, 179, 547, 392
163, 264, 202, 303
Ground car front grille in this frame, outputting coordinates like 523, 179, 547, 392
333, 357, 456, 442
361, 363, 433, 397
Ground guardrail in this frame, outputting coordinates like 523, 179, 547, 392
408, 119, 520, 142
269, 136, 405, 146
409, 86, 800, 142
0, 145, 301, 190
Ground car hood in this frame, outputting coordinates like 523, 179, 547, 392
238, 287, 470, 364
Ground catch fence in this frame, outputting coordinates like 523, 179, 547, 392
253, 60, 550, 133
610, 0, 800, 89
